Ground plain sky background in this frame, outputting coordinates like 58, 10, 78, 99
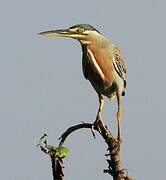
0, 0, 166, 179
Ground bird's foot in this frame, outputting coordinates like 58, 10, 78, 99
111, 137, 122, 155
91, 114, 103, 138
91, 124, 96, 138
91, 120, 99, 138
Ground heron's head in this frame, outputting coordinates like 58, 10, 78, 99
39, 24, 102, 44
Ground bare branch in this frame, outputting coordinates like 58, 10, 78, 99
38, 117, 133, 180
57, 118, 132, 180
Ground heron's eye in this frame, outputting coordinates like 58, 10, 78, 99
77, 28, 84, 34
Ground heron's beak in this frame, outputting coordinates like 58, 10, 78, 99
38, 29, 83, 39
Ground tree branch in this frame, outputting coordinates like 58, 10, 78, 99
37, 134, 65, 180
58, 118, 132, 180
38, 117, 133, 180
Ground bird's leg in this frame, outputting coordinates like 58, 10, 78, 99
96, 93, 104, 121
116, 91, 122, 142
110, 91, 122, 154
91, 94, 104, 136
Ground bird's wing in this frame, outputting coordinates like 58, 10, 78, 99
82, 45, 89, 79
112, 44, 127, 86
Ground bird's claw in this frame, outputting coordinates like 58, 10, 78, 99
91, 124, 96, 138
91, 115, 102, 138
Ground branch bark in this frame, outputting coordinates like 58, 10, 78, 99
50, 155, 64, 180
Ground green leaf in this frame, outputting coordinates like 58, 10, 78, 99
55, 147, 69, 158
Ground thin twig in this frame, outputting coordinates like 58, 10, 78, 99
58, 123, 93, 147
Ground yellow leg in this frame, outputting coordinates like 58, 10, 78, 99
96, 93, 104, 120
116, 107, 122, 140
116, 92, 122, 140
91, 93, 104, 136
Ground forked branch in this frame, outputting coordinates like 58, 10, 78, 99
38, 118, 132, 180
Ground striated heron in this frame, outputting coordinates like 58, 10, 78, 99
39, 24, 127, 141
